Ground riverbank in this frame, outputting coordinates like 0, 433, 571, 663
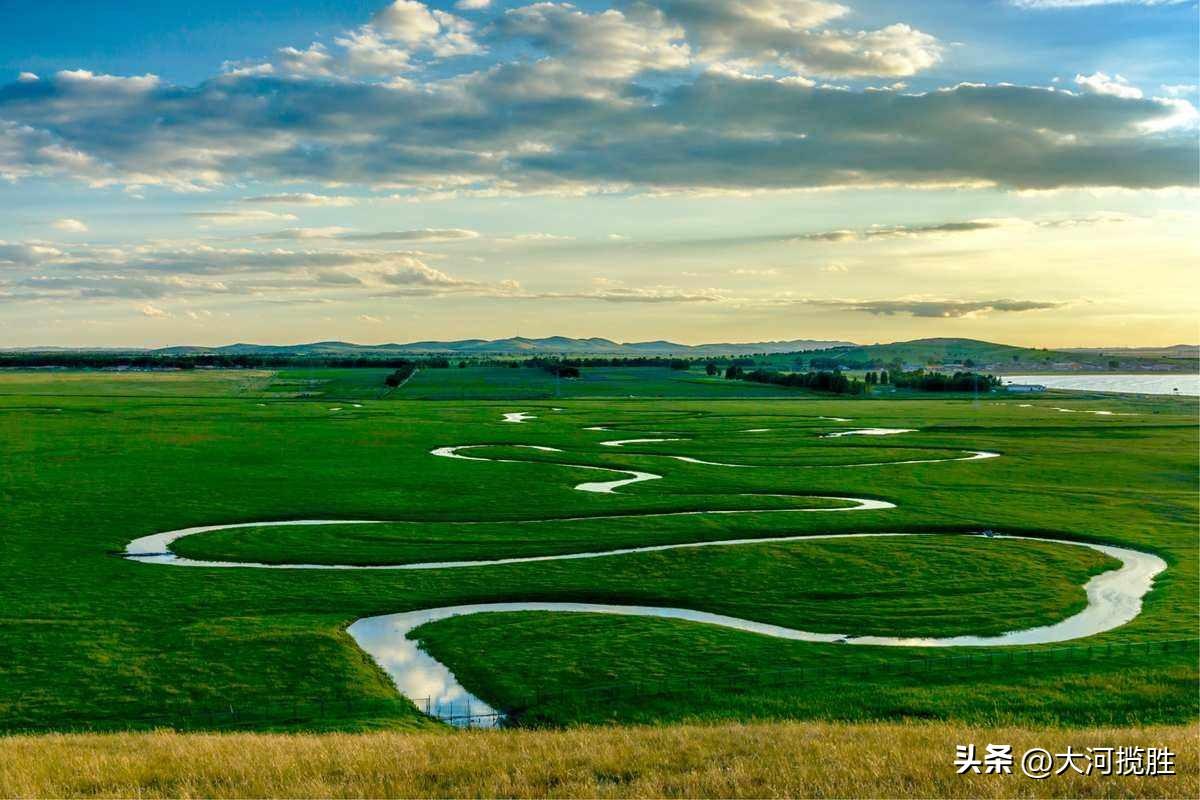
2, 720, 1194, 798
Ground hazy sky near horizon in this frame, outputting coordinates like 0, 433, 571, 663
0, 0, 1197, 348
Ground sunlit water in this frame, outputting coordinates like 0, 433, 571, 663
822, 428, 916, 438
1002, 374, 1200, 396
347, 534, 1163, 726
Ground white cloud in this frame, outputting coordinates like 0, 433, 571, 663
798, 297, 1065, 317
53, 69, 160, 92
783, 23, 941, 78
372, 1, 444, 44
340, 228, 480, 242
517, 284, 727, 303
221, 62, 276, 78
0, 241, 62, 266
646, 0, 849, 51
186, 210, 299, 226
505, 232, 575, 242
335, 26, 417, 76
1012, 1, 1186, 8
10, 242, 440, 277
1139, 97, 1200, 133
793, 220, 1007, 243
499, 3, 690, 82
52, 218, 89, 233
1160, 84, 1197, 98
1075, 71, 1143, 99
730, 267, 780, 276
358, 313, 384, 323
315, 270, 364, 285
257, 227, 479, 242
232, 3, 479, 81
256, 227, 356, 240
370, 1, 479, 56
241, 193, 359, 206
378, 261, 472, 287
0, 5, 1193, 195
455, 0, 492, 9
642, 0, 942, 77
273, 43, 337, 77
140, 303, 169, 318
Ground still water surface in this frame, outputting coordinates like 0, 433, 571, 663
1002, 374, 1199, 396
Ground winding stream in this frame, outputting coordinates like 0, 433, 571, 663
122, 409, 1166, 727
822, 428, 917, 438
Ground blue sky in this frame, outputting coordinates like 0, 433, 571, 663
0, 1, 1196, 347
3, 2, 1196, 89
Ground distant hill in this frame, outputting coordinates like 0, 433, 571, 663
150, 337, 854, 358
818, 338, 1196, 370
822, 338, 1051, 367
1065, 345, 1200, 359
8, 336, 1196, 371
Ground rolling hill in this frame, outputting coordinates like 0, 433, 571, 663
817, 338, 1197, 371
149, 337, 854, 358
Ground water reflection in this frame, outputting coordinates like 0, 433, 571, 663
347, 611, 502, 727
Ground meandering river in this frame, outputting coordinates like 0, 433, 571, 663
123, 412, 1166, 727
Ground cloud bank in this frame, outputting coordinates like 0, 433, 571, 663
0, 1, 1192, 196
799, 298, 1066, 317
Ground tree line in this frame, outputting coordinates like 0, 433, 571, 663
383, 363, 417, 387
0, 353, 455, 370
889, 370, 1000, 392
722, 365, 998, 395
725, 366, 868, 395
523, 356, 692, 370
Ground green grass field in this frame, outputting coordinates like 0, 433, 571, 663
0, 369, 1196, 734
393, 365, 809, 399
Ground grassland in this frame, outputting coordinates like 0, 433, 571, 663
394, 364, 808, 399
0, 368, 1196, 741
2, 722, 1194, 798
0, 369, 275, 397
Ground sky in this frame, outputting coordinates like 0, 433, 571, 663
0, 0, 1197, 348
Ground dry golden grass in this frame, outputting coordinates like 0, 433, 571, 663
1, 721, 1195, 799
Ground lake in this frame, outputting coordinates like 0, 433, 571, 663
1001, 374, 1200, 396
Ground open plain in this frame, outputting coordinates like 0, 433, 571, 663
0, 367, 1196, 796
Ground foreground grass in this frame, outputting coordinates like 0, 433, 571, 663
2, 722, 1194, 799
